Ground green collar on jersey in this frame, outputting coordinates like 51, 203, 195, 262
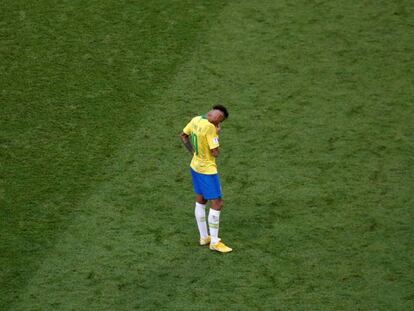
201, 115, 207, 119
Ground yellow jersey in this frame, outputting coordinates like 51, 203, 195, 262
183, 115, 220, 174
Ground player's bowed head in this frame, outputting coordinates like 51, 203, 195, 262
207, 104, 229, 127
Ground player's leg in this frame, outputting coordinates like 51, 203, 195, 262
208, 198, 231, 252
191, 169, 209, 244
208, 198, 222, 244
206, 176, 232, 253
195, 194, 210, 245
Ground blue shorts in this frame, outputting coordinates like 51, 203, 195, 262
190, 168, 222, 200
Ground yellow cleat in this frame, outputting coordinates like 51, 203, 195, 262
199, 236, 211, 246
209, 241, 233, 253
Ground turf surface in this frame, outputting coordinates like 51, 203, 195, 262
1, 0, 413, 310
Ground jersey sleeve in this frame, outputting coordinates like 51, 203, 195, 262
182, 119, 193, 135
206, 124, 220, 149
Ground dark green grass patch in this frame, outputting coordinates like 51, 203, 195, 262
0, 0, 226, 308
1, 0, 413, 310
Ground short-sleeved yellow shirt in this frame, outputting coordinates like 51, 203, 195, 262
183, 115, 220, 174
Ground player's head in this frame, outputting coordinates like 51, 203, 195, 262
213, 105, 229, 120
209, 104, 229, 125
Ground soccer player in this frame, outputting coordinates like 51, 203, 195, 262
180, 105, 232, 253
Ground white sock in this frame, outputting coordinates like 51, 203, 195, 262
195, 202, 208, 239
208, 209, 221, 244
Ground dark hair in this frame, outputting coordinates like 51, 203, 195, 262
213, 104, 229, 119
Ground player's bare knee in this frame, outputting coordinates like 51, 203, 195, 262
212, 199, 223, 210
196, 196, 207, 205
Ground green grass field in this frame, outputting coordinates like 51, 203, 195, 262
1, 1, 413, 310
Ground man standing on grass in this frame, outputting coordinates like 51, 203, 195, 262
180, 105, 232, 253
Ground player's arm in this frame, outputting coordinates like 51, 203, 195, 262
212, 124, 221, 157
181, 119, 195, 155
207, 124, 220, 157
180, 132, 194, 155
216, 123, 221, 134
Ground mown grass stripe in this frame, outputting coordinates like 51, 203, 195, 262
1, 1, 227, 309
